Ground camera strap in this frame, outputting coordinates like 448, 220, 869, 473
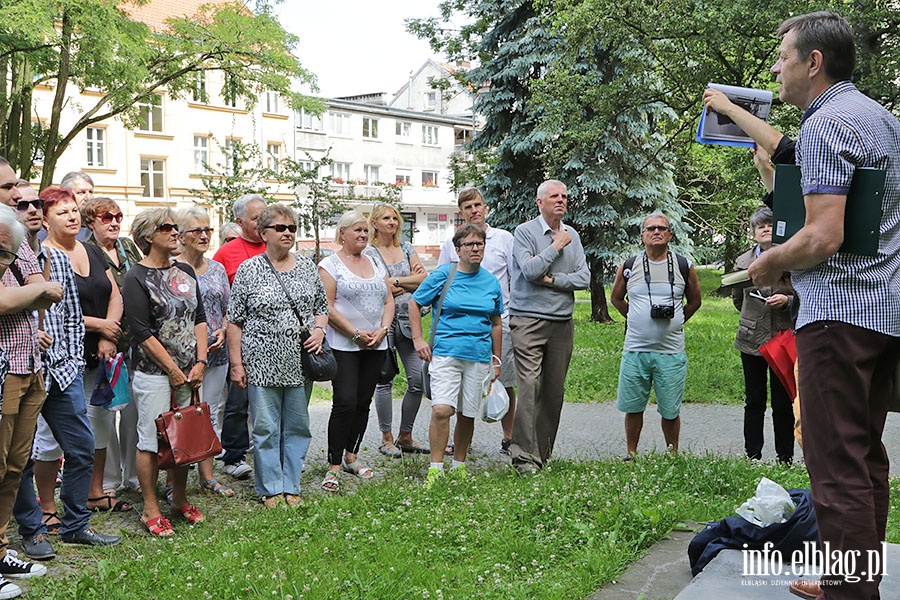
641, 251, 675, 306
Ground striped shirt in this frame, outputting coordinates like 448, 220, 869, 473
792, 82, 900, 335
39, 246, 85, 391
0, 243, 42, 374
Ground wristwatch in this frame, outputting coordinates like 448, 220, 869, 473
314, 325, 327, 333
196, 358, 208, 366
351, 329, 361, 342
394, 278, 400, 287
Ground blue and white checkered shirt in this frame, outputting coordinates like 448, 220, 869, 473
38, 246, 85, 391
792, 82, 900, 335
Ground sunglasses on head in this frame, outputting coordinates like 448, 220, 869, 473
264, 223, 297, 233
16, 199, 43, 212
97, 212, 123, 224
156, 223, 179, 233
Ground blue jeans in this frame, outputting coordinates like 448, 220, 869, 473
220, 379, 250, 465
247, 384, 312, 497
14, 373, 94, 536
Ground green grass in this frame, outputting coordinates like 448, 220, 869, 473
27, 454, 866, 600
567, 268, 743, 404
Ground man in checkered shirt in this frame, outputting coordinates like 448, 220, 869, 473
749, 13, 900, 600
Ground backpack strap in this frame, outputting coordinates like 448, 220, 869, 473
622, 255, 637, 280
623, 253, 690, 282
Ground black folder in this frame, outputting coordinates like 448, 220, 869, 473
772, 164, 885, 257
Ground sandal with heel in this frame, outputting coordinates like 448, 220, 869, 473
341, 460, 374, 479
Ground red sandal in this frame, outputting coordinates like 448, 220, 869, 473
173, 504, 204, 524
142, 515, 174, 537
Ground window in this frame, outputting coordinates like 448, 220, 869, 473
86, 127, 105, 167
362, 117, 378, 139
364, 165, 380, 184
396, 121, 411, 139
225, 139, 237, 175
395, 173, 411, 185
298, 108, 323, 131
140, 158, 165, 198
192, 72, 207, 103
299, 160, 317, 175
328, 112, 350, 135
193, 136, 208, 174
331, 162, 351, 182
267, 143, 282, 175
422, 171, 439, 187
138, 94, 163, 132
422, 125, 439, 145
425, 91, 437, 110
223, 74, 239, 108
265, 90, 279, 113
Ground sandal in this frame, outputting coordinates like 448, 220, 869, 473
162, 486, 174, 504
199, 478, 234, 497
378, 442, 402, 458
321, 471, 340, 492
41, 511, 61, 534
87, 495, 132, 512
173, 503, 204, 524
341, 460, 374, 479
444, 444, 454, 456
397, 441, 429, 454
142, 515, 175, 537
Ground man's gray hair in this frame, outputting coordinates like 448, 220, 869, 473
232, 193, 265, 220
0, 205, 26, 253
59, 171, 94, 190
642, 212, 671, 228
537, 179, 565, 200
750, 205, 773, 230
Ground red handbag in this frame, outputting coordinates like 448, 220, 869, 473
155, 388, 222, 469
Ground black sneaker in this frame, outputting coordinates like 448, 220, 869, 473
22, 534, 54, 560
500, 439, 512, 456
0, 550, 47, 578
0, 577, 20, 599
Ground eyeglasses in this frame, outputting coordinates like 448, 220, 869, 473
16, 199, 42, 212
184, 227, 214, 236
264, 224, 297, 233
97, 212, 123, 224
156, 223, 179, 233
459, 241, 486, 249
644, 225, 670, 232
0, 249, 18, 267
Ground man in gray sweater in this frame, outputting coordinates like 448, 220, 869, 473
508, 180, 590, 473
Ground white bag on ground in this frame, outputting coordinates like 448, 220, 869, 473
736, 477, 796, 526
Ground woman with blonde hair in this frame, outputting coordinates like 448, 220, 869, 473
363, 204, 428, 456
318, 210, 394, 491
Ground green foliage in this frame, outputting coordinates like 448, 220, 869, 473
192, 137, 268, 224
22, 454, 835, 599
0, 0, 319, 187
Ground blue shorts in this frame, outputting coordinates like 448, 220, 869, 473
616, 351, 687, 420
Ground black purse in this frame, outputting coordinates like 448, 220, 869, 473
379, 334, 400, 385
263, 255, 337, 381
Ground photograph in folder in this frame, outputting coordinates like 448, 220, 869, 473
697, 83, 773, 148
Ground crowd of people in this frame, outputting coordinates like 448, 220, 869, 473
0, 11, 895, 600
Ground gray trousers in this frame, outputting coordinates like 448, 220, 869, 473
508, 316, 574, 468
373, 326, 424, 435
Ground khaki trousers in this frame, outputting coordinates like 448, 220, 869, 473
0, 372, 46, 558
508, 316, 574, 469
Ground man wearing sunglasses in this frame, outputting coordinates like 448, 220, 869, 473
212, 193, 268, 482
507, 179, 590, 474
610, 213, 702, 461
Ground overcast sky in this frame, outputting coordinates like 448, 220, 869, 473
277, 1, 447, 98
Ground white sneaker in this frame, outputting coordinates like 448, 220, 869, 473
0, 577, 21, 599
224, 460, 252, 480
0, 550, 46, 579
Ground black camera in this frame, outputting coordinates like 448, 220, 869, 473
650, 304, 675, 319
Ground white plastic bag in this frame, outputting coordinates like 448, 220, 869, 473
481, 380, 509, 423
735, 477, 796, 526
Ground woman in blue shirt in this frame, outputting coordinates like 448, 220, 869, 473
410, 224, 502, 488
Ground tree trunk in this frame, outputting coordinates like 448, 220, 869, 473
589, 256, 612, 323
41, 13, 73, 190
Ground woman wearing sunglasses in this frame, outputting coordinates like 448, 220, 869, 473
176, 206, 232, 498
227, 204, 328, 507
82, 198, 144, 498
123, 208, 208, 536
40, 188, 131, 516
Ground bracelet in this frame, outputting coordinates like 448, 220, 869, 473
380, 325, 389, 333
196, 358, 208, 366
314, 325, 327, 333
351, 329, 360, 342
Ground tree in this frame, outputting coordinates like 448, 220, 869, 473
0, 0, 319, 188
191, 137, 268, 226
275, 150, 347, 263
